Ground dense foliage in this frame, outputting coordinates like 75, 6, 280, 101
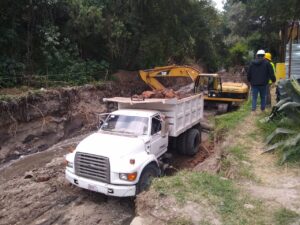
223, 0, 300, 65
1, 0, 300, 87
0, 0, 224, 87
262, 79, 300, 163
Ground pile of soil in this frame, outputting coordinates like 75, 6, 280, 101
0, 70, 148, 165
218, 66, 248, 83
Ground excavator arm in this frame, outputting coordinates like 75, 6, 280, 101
139, 65, 249, 107
139, 65, 204, 90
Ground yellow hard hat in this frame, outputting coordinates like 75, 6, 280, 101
265, 52, 272, 61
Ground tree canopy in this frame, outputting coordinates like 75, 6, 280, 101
223, 0, 300, 63
1, 0, 300, 87
0, 0, 224, 87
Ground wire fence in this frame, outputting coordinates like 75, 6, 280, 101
0, 70, 110, 89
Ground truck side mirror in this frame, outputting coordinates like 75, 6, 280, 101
161, 120, 168, 137
98, 120, 104, 129
97, 113, 109, 129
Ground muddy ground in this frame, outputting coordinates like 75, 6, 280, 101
0, 121, 213, 225
0, 71, 148, 225
0, 71, 217, 225
0, 135, 136, 225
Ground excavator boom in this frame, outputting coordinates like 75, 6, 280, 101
139, 65, 208, 90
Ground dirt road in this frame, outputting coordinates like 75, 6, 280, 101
239, 115, 300, 214
0, 135, 135, 225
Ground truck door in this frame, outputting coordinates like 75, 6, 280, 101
150, 115, 168, 157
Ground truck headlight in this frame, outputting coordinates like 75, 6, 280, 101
65, 160, 74, 168
119, 172, 137, 181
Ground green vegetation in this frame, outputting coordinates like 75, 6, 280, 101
1, 0, 300, 88
153, 171, 267, 225
213, 101, 256, 180
258, 79, 300, 164
167, 217, 193, 225
273, 208, 300, 225
220, 145, 256, 180
0, 0, 224, 88
223, 0, 300, 64
215, 100, 251, 137
258, 118, 300, 164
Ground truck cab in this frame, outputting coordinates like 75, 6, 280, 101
65, 109, 167, 197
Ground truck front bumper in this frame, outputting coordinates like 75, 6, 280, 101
65, 170, 136, 197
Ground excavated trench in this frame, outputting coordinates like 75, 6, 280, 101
0, 74, 215, 225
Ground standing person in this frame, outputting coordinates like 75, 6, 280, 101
264, 52, 276, 107
247, 50, 276, 113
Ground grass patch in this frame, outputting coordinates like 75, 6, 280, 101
227, 145, 248, 161
167, 217, 193, 225
220, 145, 256, 180
273, 208, 300, 225
215, 100, 251, 137
153, 171, 267, 225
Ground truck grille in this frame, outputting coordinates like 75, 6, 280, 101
75, 152, 110, 183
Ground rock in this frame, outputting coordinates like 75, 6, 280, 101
130, 216, 146, 225
162, 89, 176, 98
244, 203, 255, 209
13, 151, 21, 156
24, 172, 33, 179
241, 160, 251, 166
35, 175, 51, 182
141, 91, 155, 98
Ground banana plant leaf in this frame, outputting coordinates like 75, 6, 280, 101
278, 102, 300, 112
276, 97, 292, 107
263, 133, 300, 154
280, 145, 300, 164
265, 128, 297, 144
291, 78, 300, 96
282, 133, 300, 149
263, 141, 286, 153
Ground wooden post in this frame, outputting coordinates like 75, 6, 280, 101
288, 21, 295, 78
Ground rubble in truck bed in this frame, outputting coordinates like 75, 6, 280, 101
132, 85, 195, 100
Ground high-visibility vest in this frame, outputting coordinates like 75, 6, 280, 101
269, 61, 275, 84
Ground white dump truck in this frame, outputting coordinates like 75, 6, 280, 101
65, 94, 204, 197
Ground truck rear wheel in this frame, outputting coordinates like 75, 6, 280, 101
137, 164, 159, 194
185, 128, 200, 155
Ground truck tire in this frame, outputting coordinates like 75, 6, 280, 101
176, 132, 187, 154
137, 164, 159, 194
185, 128, 200, 155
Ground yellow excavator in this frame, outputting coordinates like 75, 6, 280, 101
139, 65, 249, 112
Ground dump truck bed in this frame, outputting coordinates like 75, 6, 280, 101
103, 94, 203, 137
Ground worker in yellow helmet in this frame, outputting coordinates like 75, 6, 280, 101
264, 52, 275, 107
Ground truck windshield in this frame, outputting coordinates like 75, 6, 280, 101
100, 115, 149, 136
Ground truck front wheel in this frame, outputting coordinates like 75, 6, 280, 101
137, 164, 159, 194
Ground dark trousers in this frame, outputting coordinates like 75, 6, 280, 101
266, 84, 271, 107
251, 85, 267, 111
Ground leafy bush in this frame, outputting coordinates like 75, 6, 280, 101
261, 79, 300, 164
228, 41, 249, 65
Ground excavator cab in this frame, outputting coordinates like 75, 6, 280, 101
194, 74, 222, 97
